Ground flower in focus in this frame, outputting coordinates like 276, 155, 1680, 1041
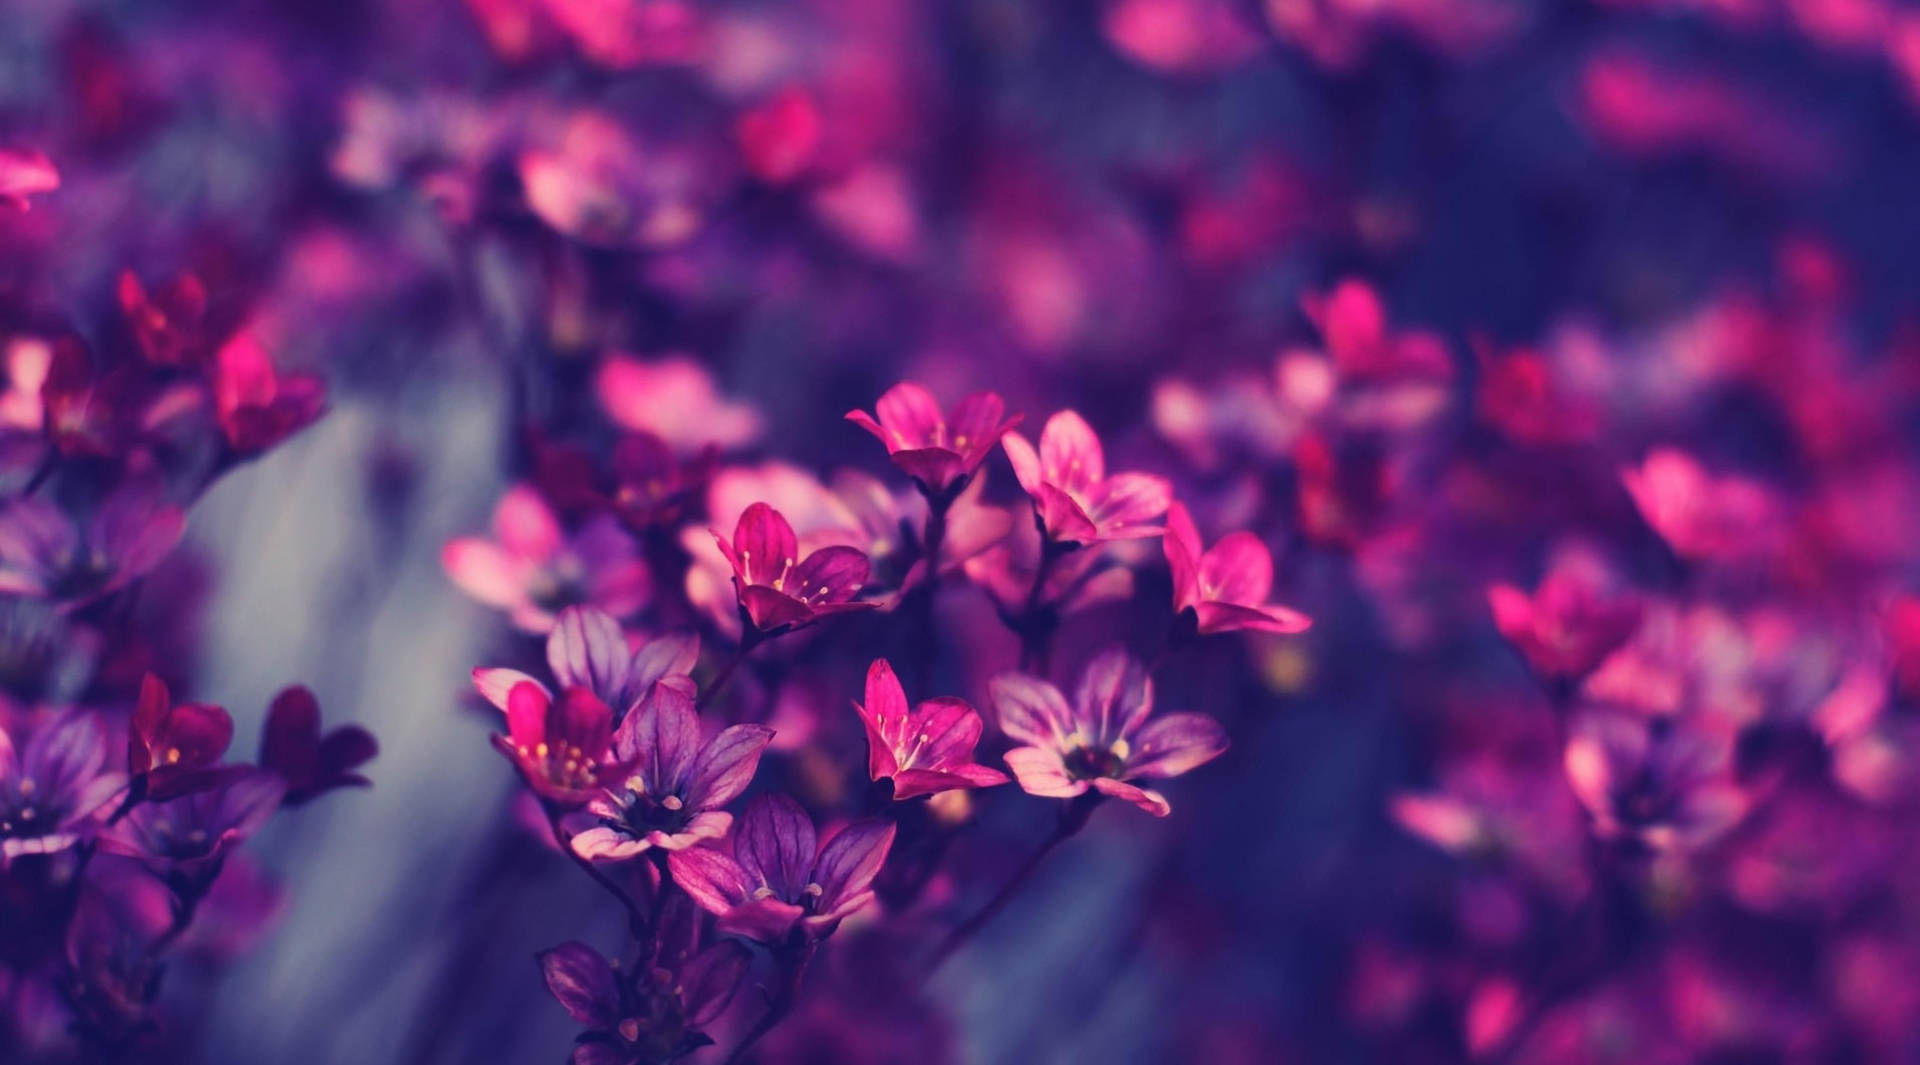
669, 794, 896, 944
853, 659, 1007, 800
101, 767, 285, 875
444, 484, 650, 633
712, 502, 875, 634
0, 710, 123, 864
259, 686, 376, 806
539, 930, 748, 1065
1163, 502, 1311, 636
992, 648, 1227, 817
845, 382, 1021, 498
1563, 711, 1748, 851
1002, 410, 1172, 544
211, 332, 325, 455
0, 148, 58, 210
492, 682, 622, 806
0, 483, 185, 606
473, 605, 698, 718
1487, 548, 1642, 684
128, 673, 233, 801
570, 684, 773, 861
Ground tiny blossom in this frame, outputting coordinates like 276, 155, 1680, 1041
992, 648, 1227, 817
0, 483, 185, 606
492, 682, 622, 806
473, 605, 698, 718
258, 686, 376, 806
210, 332, 325, 454
444, 484, 650, 633
0, 710, 124, 864
1487, 548, 1642, 683
669, 794, 896, 944
852, 659, 1006, 800
1163, 502, 1311, 636
845, 382, 1021, 497
1563, 711, 1748, 851
101, 768, 286, 875
127, 673, 233, 801
1001, 410, 1172, 544
570, 684, 773, 861
712, 502, 875, 633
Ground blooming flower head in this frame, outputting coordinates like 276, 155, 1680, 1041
570, 684, 773, 861
473, 605, 698, 719
444, 484, 650, 633
1622, 448, 1785, 562
0, 483, 185, 606
712, 502, 875, 634
1001, 410, 1172, 544
128, 673, 233, 801
0, 710, 123, 864
258, 686, 376, 806
211, 332, 325, 455
1488, 549, 1642, 683
539, 929, 748, 1065
1163, 502, 1311, 636
669, 794, 896, 944
101, 767, 284, 875
492, 682, 622, 806
853, 659, 1006, 800
845, 382, 1021, 498
596, 353, 761, 455
991, 648, 1228, 817
1563, 711, 1748, 851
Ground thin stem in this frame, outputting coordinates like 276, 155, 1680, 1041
542, 802, 649, 940
927, 794, 1099, 974
723, 939, 816, 1065
1015, 535, 1071, 674
698, 626, 765, 712
910, 486, 955, 690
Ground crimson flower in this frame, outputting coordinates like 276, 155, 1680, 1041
669, 794, 896, 944
259, 686, 376, 806
1002, 410, 1171, 544
211, 332, 325, 455
492, 682, 622, 806
853, 659, 1006, 800
845, 382, 1021, 498
0, 711, 124, 865
474, 605, 698, 718
570, 684, 773, 861
128, 673, 233, 801
712, 502, 875, 633
1163, 502, 1311, 636
991, 648, 1227, 817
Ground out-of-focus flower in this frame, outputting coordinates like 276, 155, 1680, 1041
596, 353, 760, 454
259, 686, 376, 806
0, 149, 58, 210
991, 648, 1227, 817
128, 673, 233, 801
474, 605, 698, 719
966, 508, 1135, 619
846, 383, 1021, 498
1163, 502, 1311, 636
1002, 410, 1171, 544
1563, 711, 1747, 851
1622, 449, 1786, 562
0, 484, 185, 606
211, 332, 325, 455
607, 432, 718, 529
0, 711, 123, 864
737, 87, 821, 185
520, 112, 714, 248
102, 767, 284, 875
444, 484, 650, 632
539, 932, 748, 1065
570, 684, 772, 861
712, 502, 875, 633
118, 271, 212, 367
492, 682, 622, 806
669, 794, 896, 943
1102, 0, 1265, 75
1488, 549, 1642, 683
853, 659, 1006, 800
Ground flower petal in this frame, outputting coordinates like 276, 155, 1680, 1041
684, 724, 774, 810
990, 673, 1076, 748
736, 793, 815, 900
538, 941, 619, 1028
547, 607, 632, 701
1198, 531, 1274, 606
812, 819, 896, 915
873, 381, 943, 450
1092, 776, 1171, 816
1074, 648, 1154, 746
669, 846, 753, 915
732, 503, 799, 587
1126, 712, 1229, 779
1038, 410, 1104, 491
1003, 746, 1088, 799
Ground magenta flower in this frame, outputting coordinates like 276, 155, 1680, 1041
101, 767, 284, 874
0, 483, 185, 606
0, 148, 58, 210
712, 502, 875, 634
211, 332, 326, 455
1563, 712, 1748, 851
491, 682, 622, 806
128, 673, 233, 801
444, 484, 650, 633
596, 354, 761, 454
0, 711, 124, 864
1001, 410, 1171, 544
539, 933, 749, 1065
1622, 448, 1785, 562
1487, 554, 1642, 683
1163, 502, 1311, 636
569, 685, 773, 861
845, 382, 1021, 497
668, 794, 896, 944
473, 605, 698, 718
853, 659, 1007, 800
259, 686, 377, 806
991, 648, 1227, 817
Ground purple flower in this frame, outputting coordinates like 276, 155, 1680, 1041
1163, 502, 1311, 636
0, 483, 185, 606
101, 767, 284, 874
845, 382, 1021, 497
1001, 410, 1171, 544
991, 648, 1228, 817
259, 686, 377, 806
1563, 711, 1748, 851
0, 710, 124, 864
668, 794, 896, 944
712, 502, 876, 633
473, 605, 698, 718
443, 484, 650, 633
539, 930, 749, 1065
569, 684, 773, 861
854, 659, 1007, 800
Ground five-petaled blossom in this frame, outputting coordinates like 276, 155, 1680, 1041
444, 484, 650, 633
1001, 410, 1171, 544
259, 686, 377, 806
570, 685, 774, 861
492, 682, 622, 806
539, 930, 749, 1065
845, 382, 1021, 497
128, 673, 234, 800
669, 794, 896, 944
992, 648, 1228, 817
474, 605, 697, 719
712, 502, 875, 633
853, 659, 1007, 800
0, 711, 124, 864
1163, 502, 1311, 636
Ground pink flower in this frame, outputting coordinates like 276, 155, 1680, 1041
1622, 448, 1785, 562
259, 686, 377, 806
736, 88, 821, 185
473, 605, 698, 718
845, 383, 1022, 498
1163, 502, 1311, 636
569, 684, 773, 861
853, 659, 1007, 801
596, 353, 760, 454
668, 794, 896, 944
0, 149, 58, 210
711, 503, 875, 634
991, 648, 1227, 817
211, 332, 325, 455
1488, 551, 1642, 683
1563, 712, 1748, 851
127, 673, 233, 801
443, 485, 650, 633
1002, 411, 1171, 544
491, 682, 622, 806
